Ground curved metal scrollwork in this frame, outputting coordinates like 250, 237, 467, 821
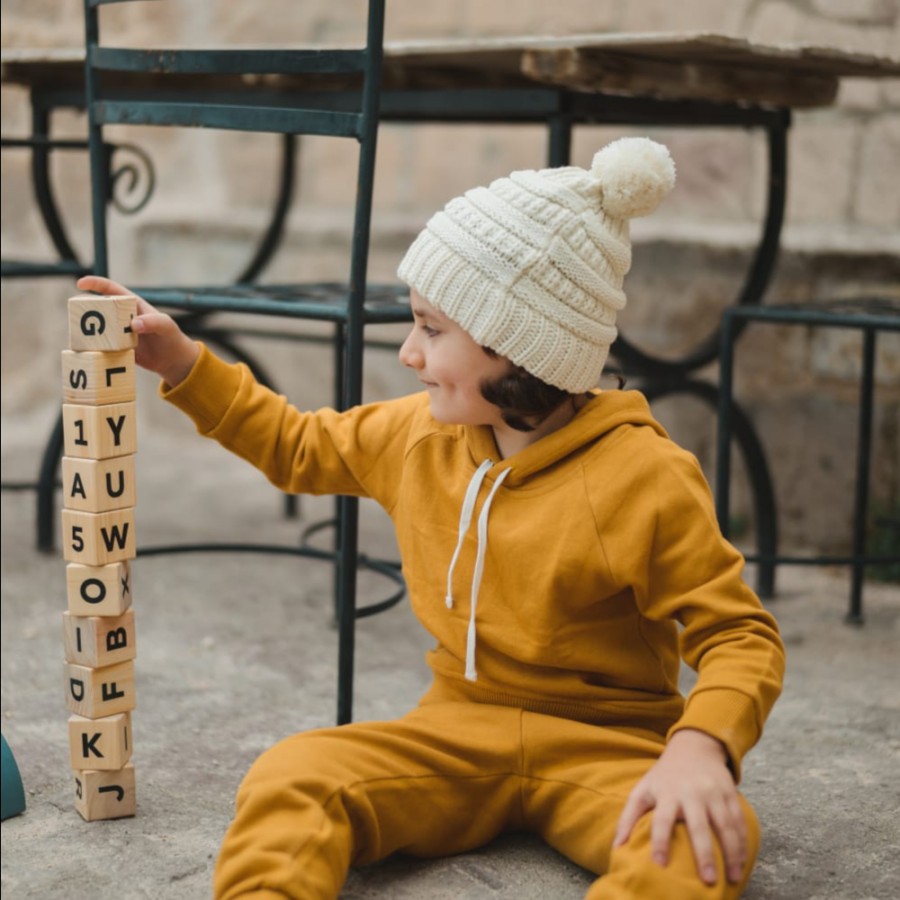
108, 141, 156, 214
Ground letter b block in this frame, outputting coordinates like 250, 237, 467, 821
63, 609, 136, 668
65, 660, 136, 718
74, 763, 136, 821
62, 508, 136, 566
63, 402, 137, 460
62, 455, 136, 513
66, 561, 132, 616
69, 712, 132, 771
62, 350, 135, 405
68, 295, 138, 352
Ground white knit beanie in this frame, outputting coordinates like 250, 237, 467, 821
397, 137, 676, 393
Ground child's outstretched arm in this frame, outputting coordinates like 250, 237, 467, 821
75, 276, 199, 388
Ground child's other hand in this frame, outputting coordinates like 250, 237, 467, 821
75, 276, 199, 388
612, 728, 747, 887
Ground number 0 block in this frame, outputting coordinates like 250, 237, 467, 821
68, 295, 138, 352
74, 763, 136, 821
62, 350, 135, 405
66, 561, 132, 617
65, 660, 136, 718
69, 712, 132, 771
63, 402, 137, 460
62, 508, 136, 566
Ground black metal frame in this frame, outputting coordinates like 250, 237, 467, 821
716, 299, 900, 624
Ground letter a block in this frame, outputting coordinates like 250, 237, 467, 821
63, 609, 136, 668
62, 349, 135, 405
68, 295, 138, 352
63, 402, 137, 460
69, 712, 132, 771
62, 508, 136, 566
73, 763, 136, 821
62, 455, 136, 513
66, 561, 132, 617
65, 660, 136, 718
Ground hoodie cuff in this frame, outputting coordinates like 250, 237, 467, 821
159, 342, 245, 435
667, 687, 761, 783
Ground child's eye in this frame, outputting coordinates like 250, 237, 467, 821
422, 325, 440, 337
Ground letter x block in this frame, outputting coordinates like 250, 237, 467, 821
62, 350, 136, 405
65, 660, 136, 718
68, 295, 138, 352
73, 763, 136, 821
63, 609, 136, 668
66, 561, 132, 617
69, 712, 132, 771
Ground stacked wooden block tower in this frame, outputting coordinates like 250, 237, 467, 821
61, 294, 139, 821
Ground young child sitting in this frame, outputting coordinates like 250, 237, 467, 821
77, 135, 785, 900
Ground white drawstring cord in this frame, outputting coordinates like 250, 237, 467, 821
445, 459, 493, 609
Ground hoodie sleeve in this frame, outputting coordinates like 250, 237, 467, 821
632, 442, 785, 781
160, 343, 419, 509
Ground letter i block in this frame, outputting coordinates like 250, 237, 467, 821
63, 402, 137, 460
69, 712, 132, 771
63, 609, 136, 668
65, 660, 136, 718
62, 455, 136, 513
62, 349, 135, 405
68, 295, 138, 352
67, 561, 132, 616
74, 763, 136, 821
62, 508, 136, 566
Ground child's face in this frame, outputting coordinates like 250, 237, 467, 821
399, 291, 511, 427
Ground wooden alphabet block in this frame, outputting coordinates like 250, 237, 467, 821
62, 349, 135, 405
63, 609, 136, 668
62, 508, 136, 566
62, 455, 136, 513
73, 763, 136, 821
68, 295, 138, 352
66, 561, 132, 617
68, 712, 132, 771
65, 660, 136, 718
63, 402, 137, 460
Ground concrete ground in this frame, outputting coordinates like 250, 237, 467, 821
1, 405, 898, 900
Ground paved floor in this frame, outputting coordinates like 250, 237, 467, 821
1, 412, 898, 900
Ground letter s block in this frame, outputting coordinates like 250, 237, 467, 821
62, 508, 136, 566
63, 402, 137, 460
65, 660, 136, 718
66, 561, 132, 617
68, 295, 138, 352
62, 455, 136, 513
73, 763, 136, 821
62, 350, 135, 405
63, 609, 136, 668
69, 712, 132, 771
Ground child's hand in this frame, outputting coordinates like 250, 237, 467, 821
75, 276, 199, 388
612, 728, 747, 887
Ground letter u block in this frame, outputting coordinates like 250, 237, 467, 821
62, 455, 136, 513
63, 402, 137, 460
66, 561, 132, 617
62, 350, 136, 405
63, 609, 136, 668
73, 763, 136, 821
65, 660, 136, 718
68, 295, 138, 352
69, 712, 132, 771
62, 508, 136, 566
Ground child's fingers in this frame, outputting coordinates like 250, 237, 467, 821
709, 794, 748, 883
680, 800, 718, 885
130, 312, 174, 335
612, 785, 654, 847
75, 275, 136, 297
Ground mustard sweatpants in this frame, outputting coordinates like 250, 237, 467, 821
214, 700, 759, 899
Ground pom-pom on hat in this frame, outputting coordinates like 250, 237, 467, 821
397, 136, 675, 393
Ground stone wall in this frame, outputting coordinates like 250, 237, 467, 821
1, 0, 898, 560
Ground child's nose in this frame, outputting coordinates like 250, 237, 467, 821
399, 331, 422, 369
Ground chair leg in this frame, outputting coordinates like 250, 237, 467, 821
36, 412, 65, 553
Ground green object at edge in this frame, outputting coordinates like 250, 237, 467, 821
1, 734, 26, 820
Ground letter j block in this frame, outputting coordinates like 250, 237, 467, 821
73, 763, 136, 821
62, 350, 135, 405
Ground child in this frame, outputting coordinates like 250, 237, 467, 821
77, 136, 785, 900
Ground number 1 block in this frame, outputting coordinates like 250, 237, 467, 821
73, 763, 136, 821
63, 402, 137, 460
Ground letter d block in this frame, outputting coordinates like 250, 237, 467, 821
63, 402, 137, 460
69, 712, 132, 771
62, 455, 136, 513
62, 508, 136, 566
62, 349, 135, 405
64, 609, 136, 668
68, 295, 138, 352
74, 763, 136, 821
65, 660, 136, 718
67, 561, 132, 617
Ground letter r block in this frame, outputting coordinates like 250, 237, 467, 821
73, 763, 136, 821
65, 660, 136, 718
62, 508, 136, 566
63, 609, 136, 668
62, 455, 136, 513
67, 561, 132, 616
62, 350, 135, 405
69, 712, 132, 771
68, 295, 138, 352
63, 402, 137, 460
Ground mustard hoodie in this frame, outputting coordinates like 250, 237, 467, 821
164, 344, 785, 779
